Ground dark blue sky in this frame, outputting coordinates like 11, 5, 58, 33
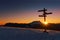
0, 0, 60, 12
0, 0, 60, 24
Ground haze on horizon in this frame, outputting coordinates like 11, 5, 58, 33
0, 0, 60, 25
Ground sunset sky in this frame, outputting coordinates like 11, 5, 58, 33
0, 0, 60, 25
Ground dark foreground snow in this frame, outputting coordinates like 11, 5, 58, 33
0, 27, 60, 40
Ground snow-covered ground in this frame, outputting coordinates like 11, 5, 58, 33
0, 27, 60, 40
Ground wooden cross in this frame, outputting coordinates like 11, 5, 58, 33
38, 8, 52, 32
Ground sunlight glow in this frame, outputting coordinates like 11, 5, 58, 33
44, 22, 48, 25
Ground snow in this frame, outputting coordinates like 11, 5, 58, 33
0, 27, 60, 40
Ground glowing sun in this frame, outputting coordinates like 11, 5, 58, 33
44, 22, 48, 25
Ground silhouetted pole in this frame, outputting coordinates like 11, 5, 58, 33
38, 8, 52, 32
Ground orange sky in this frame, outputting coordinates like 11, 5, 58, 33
0, 9, 60, 25
0, 0, 60, 25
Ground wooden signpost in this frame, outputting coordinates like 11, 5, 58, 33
38, 8, 52, 32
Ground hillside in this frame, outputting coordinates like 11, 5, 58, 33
0, 27, 60, 40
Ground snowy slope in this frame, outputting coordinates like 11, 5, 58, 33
0, 27, 60, 40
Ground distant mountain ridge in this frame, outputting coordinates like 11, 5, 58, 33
4, 21, 43, 28
3, 21, 60, 31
